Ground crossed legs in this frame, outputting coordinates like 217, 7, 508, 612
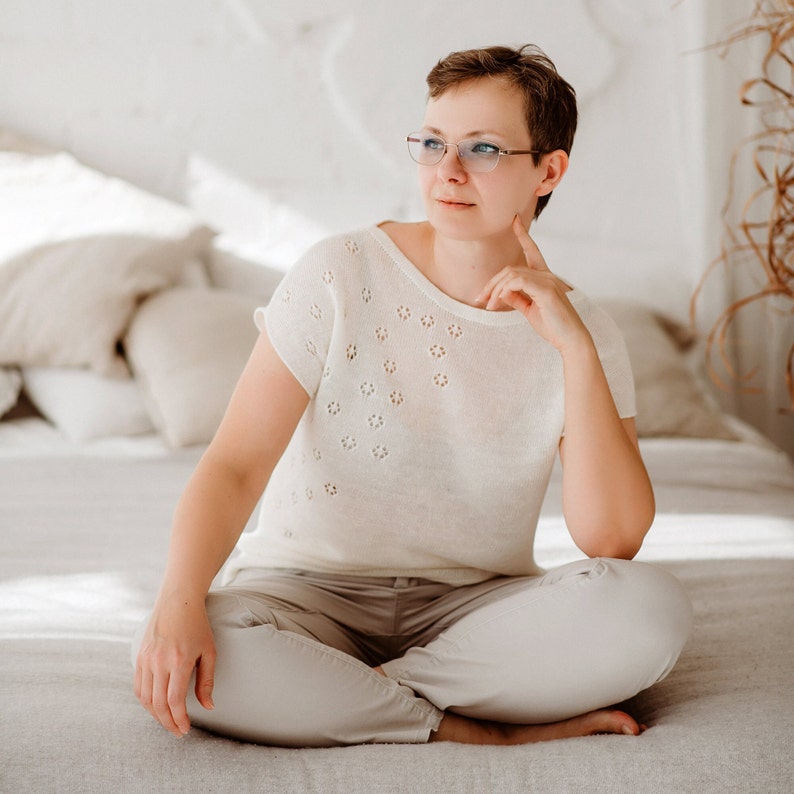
159, 558, 691, 747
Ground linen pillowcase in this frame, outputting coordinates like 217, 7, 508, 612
0, 129, 214, 376
206, 244, 285, 301
22, 367, 156, 441
125, 287, 261, 448
0, 367, 22, 418
602, 300, 739, 440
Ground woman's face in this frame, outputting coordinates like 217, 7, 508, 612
418, 78, 547, 242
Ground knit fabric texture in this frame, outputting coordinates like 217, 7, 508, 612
227, 226, 635, 585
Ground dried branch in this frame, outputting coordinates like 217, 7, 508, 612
690, 0, 794, 410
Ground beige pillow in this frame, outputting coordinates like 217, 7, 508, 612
0, 129, 214, 376
206, 245, 284, 300
125, 287, 261, 447
601, 301, 739, 440
0, 367, 22, 418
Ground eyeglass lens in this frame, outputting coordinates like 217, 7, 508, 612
406, 133, 501, 172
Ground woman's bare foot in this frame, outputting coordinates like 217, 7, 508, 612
429, 709, 643, 745
371, 666, 643, 745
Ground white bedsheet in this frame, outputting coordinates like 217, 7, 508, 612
535, 436, 794, 567
0, 416, 178, 458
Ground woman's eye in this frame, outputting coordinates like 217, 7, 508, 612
470, 141, 499, 155
423, 137, 444, 151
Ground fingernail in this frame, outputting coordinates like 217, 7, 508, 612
622, 726, 635, 736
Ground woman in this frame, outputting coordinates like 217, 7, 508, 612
133, 44, 692, 747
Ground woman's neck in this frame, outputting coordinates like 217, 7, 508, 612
427, 227, 525, 307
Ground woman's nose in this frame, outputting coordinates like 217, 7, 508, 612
436, 145, 468, 182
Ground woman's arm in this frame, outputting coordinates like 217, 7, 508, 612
134, 328, 310, 737
477, 216, 654, 559
557, 342, 654, 559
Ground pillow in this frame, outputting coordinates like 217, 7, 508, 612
206, 244, 284, 301
22, 367, 156, 441
125, 287, 261, 448
0, 129, 215, 376
178, 257, 213, 288
601, 300, 740, 440
0, 367, 22, 418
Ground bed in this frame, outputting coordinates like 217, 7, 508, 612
1, 131, 793, 794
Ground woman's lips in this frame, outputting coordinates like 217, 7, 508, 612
436, 197, 474, 209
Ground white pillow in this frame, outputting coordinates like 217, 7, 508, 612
22, 367, 156, 441
0, 367, 22, 418
125, 287, 261, 448
0, 129, 215, 376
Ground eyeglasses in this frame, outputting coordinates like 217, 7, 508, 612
406, 131, 543, 173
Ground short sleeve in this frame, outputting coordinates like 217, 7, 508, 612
570, 292, 637, 419
259, 239, 339, 398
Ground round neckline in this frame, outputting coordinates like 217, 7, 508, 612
367, 224, 583, 325
368, 225, 527, 326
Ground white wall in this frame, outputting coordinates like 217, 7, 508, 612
2, 0, 790, 450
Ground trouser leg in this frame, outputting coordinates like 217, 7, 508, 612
183, 584, 442, 747
380, 558, 693, 724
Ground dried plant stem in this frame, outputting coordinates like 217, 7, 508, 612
690, 0, 794, 410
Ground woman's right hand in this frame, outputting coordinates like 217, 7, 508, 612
132, 327, 309, 737
134, 595, 216, 737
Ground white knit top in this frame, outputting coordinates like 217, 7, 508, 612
226, 225, 636, 585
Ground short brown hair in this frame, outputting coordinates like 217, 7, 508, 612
426, 45, 577, 218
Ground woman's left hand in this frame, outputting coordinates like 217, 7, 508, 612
475, 216, 589, 353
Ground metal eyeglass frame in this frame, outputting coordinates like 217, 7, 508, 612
405, 132, 543, 173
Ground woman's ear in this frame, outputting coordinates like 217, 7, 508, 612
534, 150, 569, 197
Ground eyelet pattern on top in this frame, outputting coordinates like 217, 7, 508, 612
274, 233, 480, 514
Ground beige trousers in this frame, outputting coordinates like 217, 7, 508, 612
144, 557, 692, 747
